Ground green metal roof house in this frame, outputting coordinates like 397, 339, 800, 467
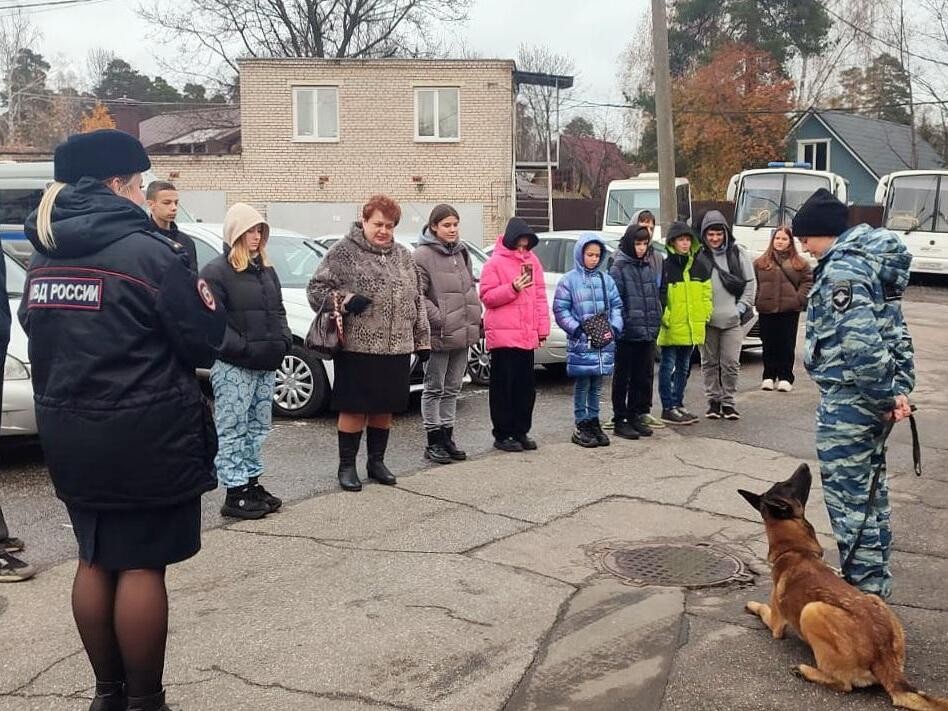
787, 109, 944, 204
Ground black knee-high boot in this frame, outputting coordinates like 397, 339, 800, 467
366, 427, 396, 485
337, 430, 363, 492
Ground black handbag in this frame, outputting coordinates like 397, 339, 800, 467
582, 273, 615, 349
305, 291, 345, 359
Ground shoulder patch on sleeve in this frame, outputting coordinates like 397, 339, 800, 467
196, 278, 217, 311
831, 281, 852, 312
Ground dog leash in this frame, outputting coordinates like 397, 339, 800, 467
842, 407, 922, 573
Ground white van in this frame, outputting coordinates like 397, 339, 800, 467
602, 173, 692, 240
727, 163, 847, 257
875, 170, 948, 274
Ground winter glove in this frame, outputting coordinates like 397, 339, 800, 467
415, 349, 431, 364
345, 294, 373, 315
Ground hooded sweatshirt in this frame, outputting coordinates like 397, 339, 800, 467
479, 219, 549, 350
611, 226, 663, 342
552, 233, 624, 377
18, 178, 225, 510
657, 222, 713, 347
803, 223, 915, 414
200, 203, 291, 371
414, 226, 481, 351
698, 210, 757, 329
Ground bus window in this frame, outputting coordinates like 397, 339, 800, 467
783, 173, 832, 221
605, 189, 659, 227
0, 188, 45, 225
937, 178, 948, 233
886, 175, 938, 232
735, 174, 782, 227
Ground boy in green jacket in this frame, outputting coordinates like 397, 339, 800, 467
657, 222, 713, 424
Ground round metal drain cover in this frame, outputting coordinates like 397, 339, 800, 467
595, 542, 750, 589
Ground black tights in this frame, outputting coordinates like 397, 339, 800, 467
72, 562, 168, 697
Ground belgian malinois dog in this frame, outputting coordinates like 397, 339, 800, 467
739, 463, 948, 710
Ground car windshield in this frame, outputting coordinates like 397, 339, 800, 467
735, 173, 831, 227
885, 175, 941, 233
3, 252, 26, 297
0, 188, 45, 225
267, 233, 325, 288
605, 189, 659, 226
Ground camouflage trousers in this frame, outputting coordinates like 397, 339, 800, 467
815, 389, 892, 599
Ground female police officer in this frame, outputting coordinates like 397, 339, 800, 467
18, 130, 225, 711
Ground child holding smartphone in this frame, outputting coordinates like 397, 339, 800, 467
479, 218, 550, 452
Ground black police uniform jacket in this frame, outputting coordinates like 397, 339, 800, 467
18, 179, 226, 511
200, 251, 291, 371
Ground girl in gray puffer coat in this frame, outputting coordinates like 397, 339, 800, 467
414, 204, 482, 464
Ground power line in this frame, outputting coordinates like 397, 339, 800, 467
0, 0, 112, 16
561, 96, 948, 116
823, 6, 948, 69
0, 0, 107, 10
14, 90, 234, 109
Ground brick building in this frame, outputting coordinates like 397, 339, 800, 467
150, 58, 520, 245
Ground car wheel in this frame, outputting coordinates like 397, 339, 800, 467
467, 337, 491, 385
273, 344, 329, 418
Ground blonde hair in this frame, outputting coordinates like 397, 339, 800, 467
35, 174, 137, 251
228, 228, 272, 272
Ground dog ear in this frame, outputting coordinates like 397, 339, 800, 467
762, 497, 795, 520
738, 489, 762, 513
790, 464, 812, 508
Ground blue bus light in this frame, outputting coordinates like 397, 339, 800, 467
767, 161, 812, 169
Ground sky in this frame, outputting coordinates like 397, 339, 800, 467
29, 0, 646, 111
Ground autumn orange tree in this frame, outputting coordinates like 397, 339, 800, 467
673, 44, 793, 199
80, 102, 116, 132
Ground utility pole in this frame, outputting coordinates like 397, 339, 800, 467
650, 0, 677, 232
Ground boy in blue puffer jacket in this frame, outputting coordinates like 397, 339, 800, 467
553, 233, 624, 447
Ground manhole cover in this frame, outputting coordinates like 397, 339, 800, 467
591, 542, 751, 589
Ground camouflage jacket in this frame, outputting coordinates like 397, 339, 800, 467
803, 223, 915, 414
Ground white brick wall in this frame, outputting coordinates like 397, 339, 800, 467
150, 59, 516, 245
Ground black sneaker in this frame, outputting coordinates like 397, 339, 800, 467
678, 407, 700, 423
589, 418, 610, 446
661, 408, 693, 425
721, 405, 742, 420
0, 537, 25, 554
631, 415, 653, 437
516, 434, 538, 451
220, 485, 270, 520
249, 476, 282, 512
705, 401, 722, 419
0, 551, 35, 582
571, 421, 599, 448
614, 419, 641, 440
494, 437, 524, 452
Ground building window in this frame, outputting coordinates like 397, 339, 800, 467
293, 86, 339, 141
415, 87, 459, 142
797, 140, 830, 171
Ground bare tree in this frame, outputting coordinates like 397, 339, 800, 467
516, 44, 575, 161
0, 10, 42, 144
618, 10, 654, 155
140, 0, 472, 75
85, 47, 116, 94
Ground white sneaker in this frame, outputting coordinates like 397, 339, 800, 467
777, 380, 793, 392
760, 379, 775, 391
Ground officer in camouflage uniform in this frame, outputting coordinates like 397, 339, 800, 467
793, 188, 914, 600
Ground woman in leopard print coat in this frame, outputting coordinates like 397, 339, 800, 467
307, 195, 430, 493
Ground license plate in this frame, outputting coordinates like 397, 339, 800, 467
914, 260, 944, 271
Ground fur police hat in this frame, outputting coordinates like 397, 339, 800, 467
791, 188, 848, 238
53, 129, 151, 184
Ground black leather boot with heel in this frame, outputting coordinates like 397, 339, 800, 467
366, 427, 397, 485
88, 681, 126, 711
337, 430, 364, 492
126, 690, 171, 711
441, 427, 467, 461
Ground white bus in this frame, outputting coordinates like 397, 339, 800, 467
727, 163, 847, 257
602, 173, 692, 241
875, 170, 948, 275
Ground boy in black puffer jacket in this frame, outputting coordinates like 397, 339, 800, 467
609, 225, 665, 438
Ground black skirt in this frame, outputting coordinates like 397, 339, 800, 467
67, 498, 202, 571
332, 351, 411, 413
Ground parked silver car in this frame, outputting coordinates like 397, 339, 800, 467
2, 248, 36, 436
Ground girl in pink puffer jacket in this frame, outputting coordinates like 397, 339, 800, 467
479, 218, 550, 452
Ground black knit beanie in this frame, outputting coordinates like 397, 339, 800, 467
54, 129, 151, 184
792, 188, 848, 237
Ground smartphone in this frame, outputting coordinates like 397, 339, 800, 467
520, 263, 533, 280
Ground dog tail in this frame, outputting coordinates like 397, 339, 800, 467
874, 660, 948, 711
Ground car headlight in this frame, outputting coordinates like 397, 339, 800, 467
4, 354, 29, 381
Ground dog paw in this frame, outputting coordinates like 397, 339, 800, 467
744, 601, 760, 615
790, 666, 805, 679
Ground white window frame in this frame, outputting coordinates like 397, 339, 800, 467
414, 87, 460, 143
797, 139, 831, 171
292, 86, 340, 143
